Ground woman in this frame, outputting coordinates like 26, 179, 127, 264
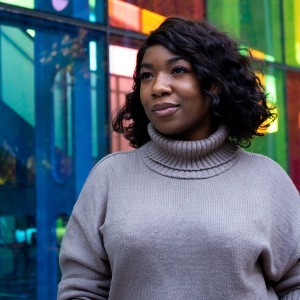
58, 17, 300, 299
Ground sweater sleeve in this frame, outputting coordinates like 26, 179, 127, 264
276, 260, 300, 299
264, 160, 300, 299
280, 289, 300, 300
57, 158, 112, 300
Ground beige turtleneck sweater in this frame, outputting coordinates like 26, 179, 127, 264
58, 124, 300, 299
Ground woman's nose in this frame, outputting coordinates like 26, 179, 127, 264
151, 74, 172, 97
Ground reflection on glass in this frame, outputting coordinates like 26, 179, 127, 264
52, 0, 69, 12
0, 16, 107, 298
56, 213, 69, 247
52, 69, 73, 183
0, 23, 36, 298
0, 215, 37, 298
0, 143, 16, 186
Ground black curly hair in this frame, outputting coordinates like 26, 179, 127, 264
112, 16, 276, 148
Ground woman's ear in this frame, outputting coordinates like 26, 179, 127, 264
210, 83, 221, 95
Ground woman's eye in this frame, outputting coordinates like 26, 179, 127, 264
172, 67, 188, 74
140, 72, 153, 80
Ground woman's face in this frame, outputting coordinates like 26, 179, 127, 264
140, 44, 212, 141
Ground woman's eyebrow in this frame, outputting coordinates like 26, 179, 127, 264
166, 56, 184, 65
140, 56, 185, 70
140, 62, 152, 69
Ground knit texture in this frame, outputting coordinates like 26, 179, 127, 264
142, 124, 239, 178
58, 124, 300, 299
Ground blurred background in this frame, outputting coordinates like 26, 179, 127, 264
0, 0, 299, 299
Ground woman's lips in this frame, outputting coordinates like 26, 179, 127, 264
151, 102, 180, 117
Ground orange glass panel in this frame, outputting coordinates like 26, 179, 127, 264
250, 48, 265, 60
109, 0, 141, 32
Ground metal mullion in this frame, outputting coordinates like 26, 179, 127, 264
0, 2, 147, 40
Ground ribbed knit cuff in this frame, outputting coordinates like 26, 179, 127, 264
280, 289, 300, 299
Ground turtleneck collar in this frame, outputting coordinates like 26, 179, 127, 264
140, 123, 240, 179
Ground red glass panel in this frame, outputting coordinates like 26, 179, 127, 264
286, 71, 300, 190
128, 0, 205, 20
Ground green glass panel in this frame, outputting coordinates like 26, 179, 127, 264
1, 26, 35, 126
207, 0, 282, 63
0, 0, 33, 9
283, 0, 300, 67
206, 0, 241, 37
248, 67, 287, 171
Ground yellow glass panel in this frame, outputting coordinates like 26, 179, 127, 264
141, 9, 165, 35
249, 47, 275, 62
257, 106, 278, 134
257, 74, 278, 134
250, 48, 265, 60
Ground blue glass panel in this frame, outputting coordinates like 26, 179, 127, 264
0, 0, 106, 24
52, 69, 73, 183
0, 14, 108, 299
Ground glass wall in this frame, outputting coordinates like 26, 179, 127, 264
0, 10, 108, 299
207, 0, 299, 180
0, 1, 300, 299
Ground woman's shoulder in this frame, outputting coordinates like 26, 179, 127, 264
239, 149, 298, 191
99, 149, 138, 164
239, 149, 286, 172
89, 149, 140, 176
239, 150, 300, 211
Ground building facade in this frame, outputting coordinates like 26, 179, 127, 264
0, 0, 299, 299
